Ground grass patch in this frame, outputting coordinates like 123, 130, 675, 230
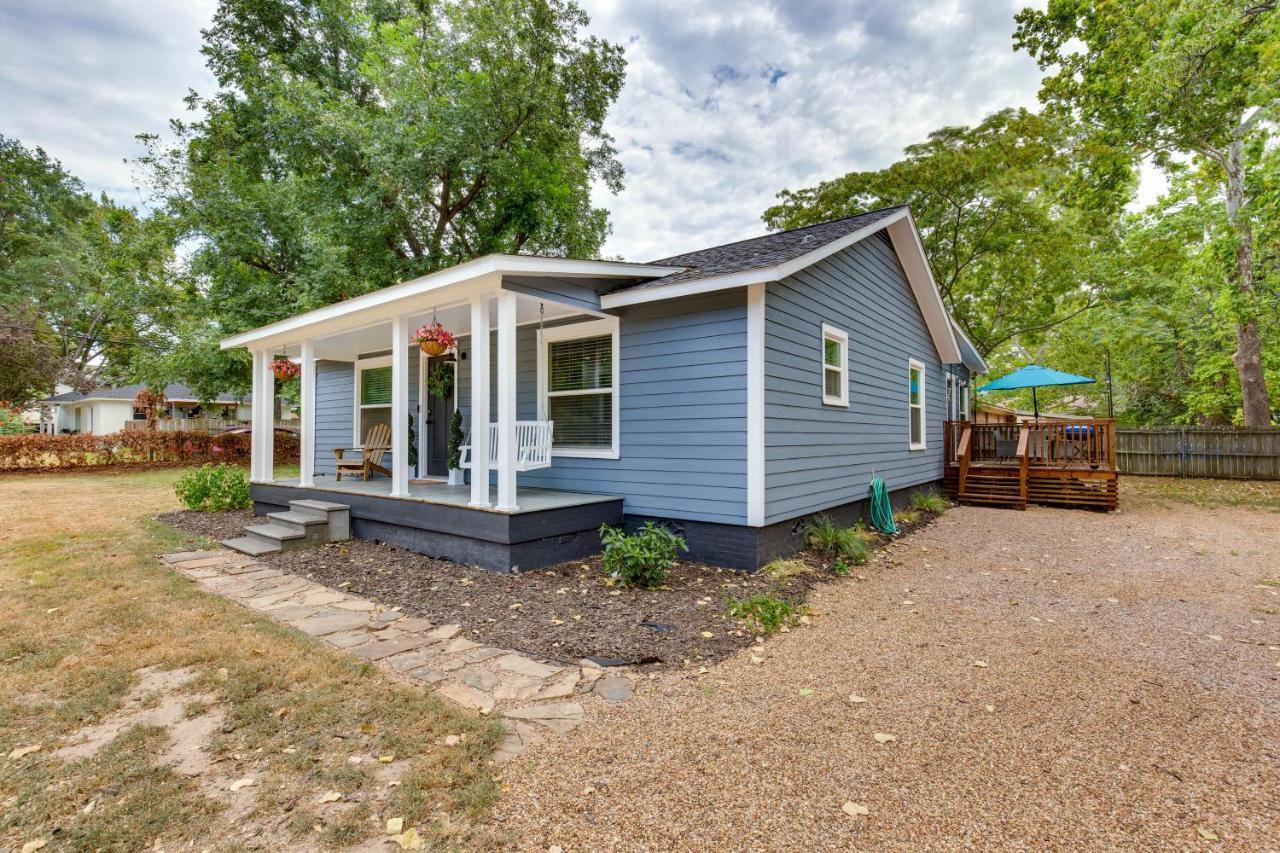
908, 489, 951, 514
0, 466, 499, 851
1123, 476, 1280, 512
725, 594, 807, 635
804, 514, 870, 565
763, 558, 813, 580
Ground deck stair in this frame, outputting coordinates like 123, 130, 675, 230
221, 499, 351, 556
957, 466, 1025, 508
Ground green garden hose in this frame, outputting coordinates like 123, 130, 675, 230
869, 478, 899, 535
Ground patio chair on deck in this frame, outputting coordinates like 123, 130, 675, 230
333, 423, 392, 481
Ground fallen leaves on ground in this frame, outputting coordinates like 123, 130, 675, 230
873, 733, 897, 744
228, 777, 256, 792
319, 790, 342, 803
8, 744, 41, 760
842, 802, 870, 818
391, 827, 423, 849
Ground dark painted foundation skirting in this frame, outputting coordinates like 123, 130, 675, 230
250, 483, 622, 573
625, 479, 943, 571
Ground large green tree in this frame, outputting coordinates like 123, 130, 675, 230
140, 0, 626, 375
0, 135, 182, 390
1015, 0, 1279, 424
763, 109, 1131, 357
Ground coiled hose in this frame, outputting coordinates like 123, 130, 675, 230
868, 477, 899, 534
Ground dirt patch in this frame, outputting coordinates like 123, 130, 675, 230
159, 509, 938, 668
53, 666, 222, 776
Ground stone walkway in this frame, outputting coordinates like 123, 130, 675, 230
160, 549, 640, 763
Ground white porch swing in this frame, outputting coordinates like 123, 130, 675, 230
458, 301, 555, 473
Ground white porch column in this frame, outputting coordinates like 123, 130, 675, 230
391, 315, 410, 498
496, 291, 518, 510
469, 293, 492, 507
257, 350, 275, 483
299, 339, 316, 487
250, 349, 264, 480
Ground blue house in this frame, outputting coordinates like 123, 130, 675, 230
222, 206, 987, 570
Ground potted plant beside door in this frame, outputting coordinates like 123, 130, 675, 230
447, 409, 465, 486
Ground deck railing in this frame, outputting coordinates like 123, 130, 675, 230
944, 419, 1117, 470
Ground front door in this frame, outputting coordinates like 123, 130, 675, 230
423, 356, 457, 477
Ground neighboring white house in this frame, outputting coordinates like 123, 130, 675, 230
38, 383, 255, 434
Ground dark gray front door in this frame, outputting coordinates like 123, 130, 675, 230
424, 356, 456, 477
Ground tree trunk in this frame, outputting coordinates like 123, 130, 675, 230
1223, 134, 1272, 426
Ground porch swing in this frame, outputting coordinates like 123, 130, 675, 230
457, 301, 555, 473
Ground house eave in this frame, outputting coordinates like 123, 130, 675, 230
220, 255, 685, 351
600, 208, 965, 365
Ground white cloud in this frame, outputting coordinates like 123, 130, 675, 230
1, 0, 1048, 260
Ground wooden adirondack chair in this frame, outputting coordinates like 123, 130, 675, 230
333, 423, 392, 481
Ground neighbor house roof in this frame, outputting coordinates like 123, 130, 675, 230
40, 383, 248, 405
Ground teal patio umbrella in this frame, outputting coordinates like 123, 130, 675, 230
977, 364, 1095, 420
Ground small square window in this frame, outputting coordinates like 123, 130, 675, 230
821, 324, 849, 407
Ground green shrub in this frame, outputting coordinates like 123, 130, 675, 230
909, 489, 951, 514
174, 463, 251, 511
831, 558, 850, 577
726, 594, 805, 634
599, 521, 687, 588
804, 514, 869, 564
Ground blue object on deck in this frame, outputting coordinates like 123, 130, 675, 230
977, 364, 1096, 419
868, 478, 898, 535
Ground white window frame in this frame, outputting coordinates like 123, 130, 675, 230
352, 354, 392, 446
959, 382, 970, 422
908, 358, 927, 450
945, 373, 956, 421
820, 323, 849, 407
536, 316, 620, 459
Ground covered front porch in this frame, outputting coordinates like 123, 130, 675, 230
220, 254, 680, 567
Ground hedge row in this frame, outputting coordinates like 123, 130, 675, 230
0, 430, 300, 472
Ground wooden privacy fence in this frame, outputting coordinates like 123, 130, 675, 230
1117, 428, 1280, 479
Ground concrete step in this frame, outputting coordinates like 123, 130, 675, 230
289, 499, 351, 541
267, 510, 330, 532
221, 536, 281, 557
245, 523, 309, 552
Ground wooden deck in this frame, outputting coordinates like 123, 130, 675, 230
943, 420, 1119, 511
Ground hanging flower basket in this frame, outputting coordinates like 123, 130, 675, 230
270, 357, 300, 381
413, 320, 456, 356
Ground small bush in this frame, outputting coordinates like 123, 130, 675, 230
174, 463, 251, 511
0, 408, 26, 435
804, 514, 869, 564
599, 521, 687, 588
831, 558, 850, 576
909, 489, 951, 514
726, 594, 805, 634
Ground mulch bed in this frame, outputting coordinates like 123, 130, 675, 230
158, 508, 938, 669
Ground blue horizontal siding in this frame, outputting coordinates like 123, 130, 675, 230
312, 347, 419, 476
763, 231, 947, 524
456, 290, 749, 524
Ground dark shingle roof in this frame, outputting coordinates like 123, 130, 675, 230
42, 383, 246, 404
609, 206, 906, 294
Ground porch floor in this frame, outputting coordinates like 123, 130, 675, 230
262, 476, 620, 515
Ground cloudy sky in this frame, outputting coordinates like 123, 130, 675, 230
1, 0, 1068, 261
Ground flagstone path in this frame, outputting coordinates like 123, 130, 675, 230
161, 549, 640, 763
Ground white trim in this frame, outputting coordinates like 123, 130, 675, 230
299, 339, 315, 487
390, 315, 410, 498
417, 353, 427, 475
352, 354, 393, 447
469, 294, 492, 507
945, 372, 956, 421
220, 255, 682, 351
951, 321, 990, 374
536, 316, 620, 459
257, 350, 275, 482
746, 283, 765, 527
496, 291, 519, 511
250, 350, 264, 481
908, 357, 926, 451
820, 323, 850, 408
959, 382, 971, 422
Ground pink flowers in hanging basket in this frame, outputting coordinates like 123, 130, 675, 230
413, 320, 456, 356
270, 357, 300, 381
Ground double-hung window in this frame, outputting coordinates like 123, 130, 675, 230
908, 358, 926, 449
354, 355, 392, 443
821, 324, 849, 407
539, 318, 619, 458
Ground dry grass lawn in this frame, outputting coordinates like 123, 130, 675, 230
0, 467, 502, 851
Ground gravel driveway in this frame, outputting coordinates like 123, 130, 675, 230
491, 487, 1280, 850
